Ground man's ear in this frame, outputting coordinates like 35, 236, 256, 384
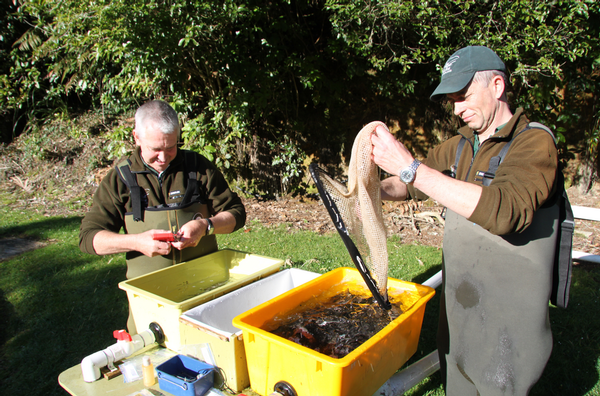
492, 75, 506, 99
132, 129, 141, 145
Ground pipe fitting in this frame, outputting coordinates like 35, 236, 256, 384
273, 381, 297, 396
80, 322, 163, 382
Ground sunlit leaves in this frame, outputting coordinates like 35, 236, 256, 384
2, 0, 600, 191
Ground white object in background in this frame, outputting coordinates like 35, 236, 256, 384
80, 324, 162, 382
205, 388, 228, 396
572, 205, 600, 222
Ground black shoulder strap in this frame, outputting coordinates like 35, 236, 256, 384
552, 170, 574, 308
116, 161, 144, 222
481, 122, 557, 186
180, 151, 200, 205
453, 138, 467, 177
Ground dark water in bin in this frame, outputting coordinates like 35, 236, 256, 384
264, 288, 409, 358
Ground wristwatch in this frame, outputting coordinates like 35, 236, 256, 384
399, 159, 422, 184
205, 218, 215, 236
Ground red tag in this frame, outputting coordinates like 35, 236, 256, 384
153, 232, 175, 242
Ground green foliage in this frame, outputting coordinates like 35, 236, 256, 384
268, 136, 308, 195
104, 124, 135, 161
181, 114, 218, 162
3, 0, 600, 192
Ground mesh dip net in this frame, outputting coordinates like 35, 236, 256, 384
310, 121, 391, 310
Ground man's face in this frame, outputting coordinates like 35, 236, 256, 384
133, 122, 178, 173
447, 77, 502, 135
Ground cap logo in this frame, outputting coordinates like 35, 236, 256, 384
442, 55, 460, 76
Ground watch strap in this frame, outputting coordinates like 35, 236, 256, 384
205, 218, 214, 236
399, 159, 421, 183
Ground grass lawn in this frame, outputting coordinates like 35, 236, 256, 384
0, 208, 598, 396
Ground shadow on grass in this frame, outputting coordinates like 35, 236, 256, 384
0, 216, 129, 396
0, 215, 84, 240
411, 264, 442, 286
531, 264, 600, 396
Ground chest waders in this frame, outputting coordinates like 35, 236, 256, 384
439, 124, 561, 395
440, 208, 555, 396
117, 158, 218, 280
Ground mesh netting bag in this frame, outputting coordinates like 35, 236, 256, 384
310, 121, 389, 306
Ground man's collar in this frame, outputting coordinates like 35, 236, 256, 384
491, 107, 524, 139
458, 107, 524, 142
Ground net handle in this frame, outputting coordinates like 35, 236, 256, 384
309, 164, 392, 310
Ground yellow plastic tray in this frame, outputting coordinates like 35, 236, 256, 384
119, 249, 283, 350
232, 267, 435, 396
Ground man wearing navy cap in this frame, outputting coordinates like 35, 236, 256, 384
371, 46, 559, 395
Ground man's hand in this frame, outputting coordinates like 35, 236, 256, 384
371, 125, 415, 176
93, 212, 238, 256
170, 219, 205, 251
92, 229, 173, 257
369, 124, 481, 218
171, 212, 238, 251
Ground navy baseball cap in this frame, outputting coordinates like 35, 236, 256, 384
430, 46, 507, 101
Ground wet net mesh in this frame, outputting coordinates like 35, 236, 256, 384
311, 121, 389, 302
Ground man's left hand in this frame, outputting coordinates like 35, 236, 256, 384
371, 125, 414, 176
170, 219, 205, 250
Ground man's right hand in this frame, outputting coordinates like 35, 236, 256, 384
92, 229, 173, 257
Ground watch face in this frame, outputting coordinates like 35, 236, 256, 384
400, 169, 414, 183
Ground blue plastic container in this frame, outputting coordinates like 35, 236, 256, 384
156, 355, 215, 396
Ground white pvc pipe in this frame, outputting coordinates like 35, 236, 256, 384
81, 328, 157, 382
572, 205, 600, 222
572, 250, 600, 264
372, 351, 440, 396
421, 271, 442, 289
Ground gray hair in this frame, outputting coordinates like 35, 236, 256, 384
134, 100, 180, 137
473, 70, 509, 100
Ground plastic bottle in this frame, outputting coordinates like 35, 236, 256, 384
142, 356, 156, 387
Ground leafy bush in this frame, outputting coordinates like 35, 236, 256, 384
3, 0, 600, 193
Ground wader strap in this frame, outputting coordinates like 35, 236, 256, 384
552, 170, 574, 308
180, 151, 201, 206
181, 171, 198, 205
481, 122, 557, 186
453, 138, 467, 177
118, 163, 144, 222
441, 137, 468, 218
481, 122, 556, 186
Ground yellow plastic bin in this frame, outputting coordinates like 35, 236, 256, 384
118, 249, 283, 350
232, 267, 435, 396
179, 268, 321, 392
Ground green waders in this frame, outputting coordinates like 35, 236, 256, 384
438, 205, 557, 396
117, 158, 218, 334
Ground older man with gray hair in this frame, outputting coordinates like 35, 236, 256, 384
80, 100, 245, 332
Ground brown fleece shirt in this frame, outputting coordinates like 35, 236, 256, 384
409, 108, 558, 235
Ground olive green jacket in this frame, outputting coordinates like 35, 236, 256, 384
79, 147, 246, 257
